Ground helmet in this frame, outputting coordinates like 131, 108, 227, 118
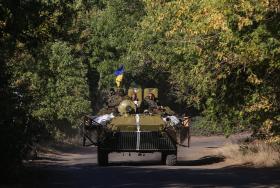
117, 100, 136, 115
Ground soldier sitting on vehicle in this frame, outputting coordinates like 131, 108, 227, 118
98, 88, 123, 115
142, 92, 175, 116
131, 91, 140, 113
131, 92, 139, 105
147, 92, 155, 100
107, 89, 123, 108
142, 92, 158, 112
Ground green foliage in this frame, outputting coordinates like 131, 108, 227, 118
85, 0, 145, 88
31, 41, 91, 124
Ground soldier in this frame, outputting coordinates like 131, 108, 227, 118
147, 92, 155, 101
143, 92, 158, 111
98, 88, 123, 115
107, 90, 122, 108
131, 92, 139, 103
181, 115, 191, 147
109, 88, 115, 96
131, 91, 140, 113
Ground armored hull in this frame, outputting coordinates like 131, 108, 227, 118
100, 114, 176, 152
82, 114, 178, 166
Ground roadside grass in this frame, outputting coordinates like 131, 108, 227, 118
216, 141, 280, 167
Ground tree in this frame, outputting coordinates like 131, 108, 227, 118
0, 0, 88, 177
126, 0, 280, 138
85, 0, 145, 89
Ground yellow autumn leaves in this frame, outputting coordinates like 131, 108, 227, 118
143, 0, 229, 39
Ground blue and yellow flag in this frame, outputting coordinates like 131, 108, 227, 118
114, 65, 124, 87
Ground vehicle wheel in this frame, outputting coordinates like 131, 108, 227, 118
165, 154, 177, 166
97, 148, 108, 166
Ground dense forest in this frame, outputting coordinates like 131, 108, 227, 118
0, 0, 279, 177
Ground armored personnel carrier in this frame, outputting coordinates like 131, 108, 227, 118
82, 88, 187, 166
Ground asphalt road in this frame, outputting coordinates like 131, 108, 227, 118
16, 135, 280, 188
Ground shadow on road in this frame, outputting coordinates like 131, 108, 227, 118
35, 156, 68, 162
107, 155, 225, 167
177, 155, 225, 166
19, 162, 280, 188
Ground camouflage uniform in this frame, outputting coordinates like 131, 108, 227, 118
143, 98, 158, 110
107, 94, 123, 108
180, 117, 191, 147
97, 91, 123, 115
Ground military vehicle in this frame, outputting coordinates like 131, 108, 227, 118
81, 88, 187, 166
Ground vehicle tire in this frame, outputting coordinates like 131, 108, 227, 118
165, 154, 177, 166
97, 148, 108, 166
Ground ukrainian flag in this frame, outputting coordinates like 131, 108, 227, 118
114, 65, 124, 88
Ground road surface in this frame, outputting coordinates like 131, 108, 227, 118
15, 134, 280, 187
